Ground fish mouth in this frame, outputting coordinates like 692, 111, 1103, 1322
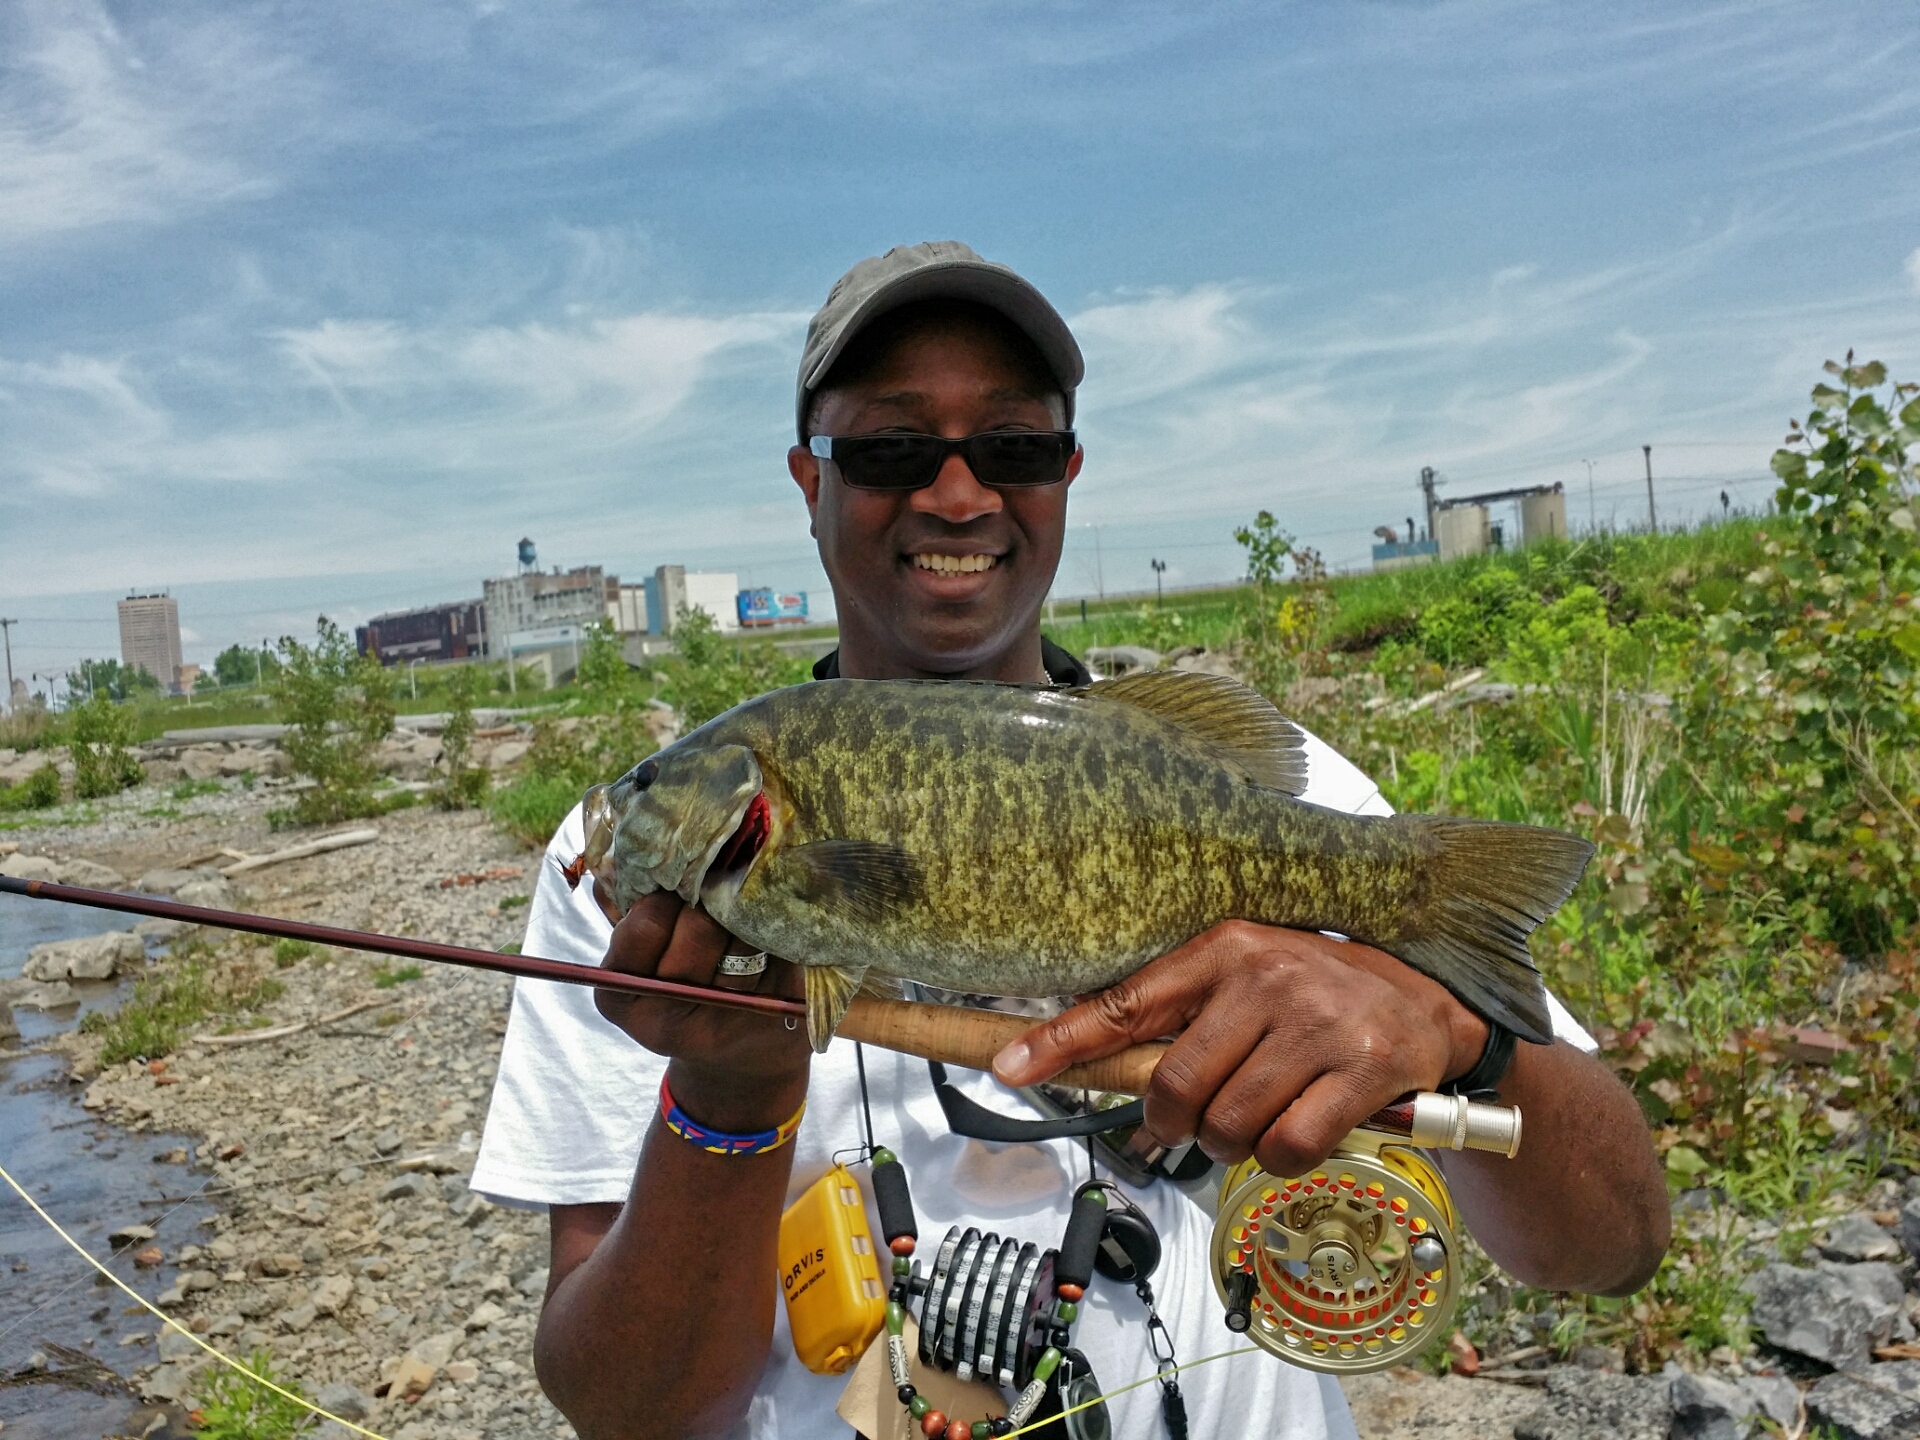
707, 791, 771, 886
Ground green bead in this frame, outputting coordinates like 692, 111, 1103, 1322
893, 1255, 913, 1276
872, 1147, 898, 1167
972, 1425, 991, 1440
886, 1302, 905, 1337
1033, 1346, 1062, 1382
909, 1395, 931, 1419
1085, 1188, 1108, 1209
1055, 1300, 1079, 1324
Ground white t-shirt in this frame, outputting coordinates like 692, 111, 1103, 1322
472, 726, 1595, 1440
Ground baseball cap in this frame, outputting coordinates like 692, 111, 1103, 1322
796, 241, 1085, 440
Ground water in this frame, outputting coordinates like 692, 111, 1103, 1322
0, 892, 213, 1435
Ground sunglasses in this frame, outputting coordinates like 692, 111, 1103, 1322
809, 430, 1077, 492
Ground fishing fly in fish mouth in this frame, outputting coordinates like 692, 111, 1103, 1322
519, 243, 1672, 1440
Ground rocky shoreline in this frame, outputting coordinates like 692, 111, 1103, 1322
8, 774, 1920, 1439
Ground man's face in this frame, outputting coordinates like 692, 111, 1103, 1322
788, 316, 1082, 680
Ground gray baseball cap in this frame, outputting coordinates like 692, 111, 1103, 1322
796, 240, 1084, 440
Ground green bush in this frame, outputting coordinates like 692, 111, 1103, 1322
432, 664, 490, 811
371, 961, 424, 988
0, 762, 62, 811
272, 617, 395, 825
271, 938, 318, 968
192, 1350, 310, 1440
69, 692, 144, 799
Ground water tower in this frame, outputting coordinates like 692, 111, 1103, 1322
517, 538, 537, 574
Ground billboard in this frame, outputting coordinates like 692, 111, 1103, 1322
737, 588, 809, 627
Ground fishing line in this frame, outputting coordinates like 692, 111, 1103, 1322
0, 1156, 392, 1440
1002, 1345, 1258, 1439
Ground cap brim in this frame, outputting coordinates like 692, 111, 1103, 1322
797, 260, 1083, 438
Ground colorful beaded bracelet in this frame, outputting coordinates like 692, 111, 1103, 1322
658, 1074, 805, 1157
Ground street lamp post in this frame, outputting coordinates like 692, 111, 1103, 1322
409, 658, 422, 701
1150, 558, 1167, 608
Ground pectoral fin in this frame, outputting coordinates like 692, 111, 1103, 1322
787, 840, 923, 924
804, 962, 867, 1053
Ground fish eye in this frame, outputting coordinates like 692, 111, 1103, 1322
630, 758, 659, 791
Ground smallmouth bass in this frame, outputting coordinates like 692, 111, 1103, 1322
570, 672, 1593, 1052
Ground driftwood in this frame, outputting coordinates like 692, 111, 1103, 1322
219, 828, 379, 877
190, 996, 387, 1048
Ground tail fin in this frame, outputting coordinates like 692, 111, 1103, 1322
1384, 817, 1595, 1046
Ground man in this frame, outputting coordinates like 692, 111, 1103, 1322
471, 242, 1669, 1440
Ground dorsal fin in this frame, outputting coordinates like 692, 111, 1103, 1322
1078, 670, 1308, 794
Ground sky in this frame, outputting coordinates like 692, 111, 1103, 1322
3, 0, 1919, 685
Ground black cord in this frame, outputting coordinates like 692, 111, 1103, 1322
855, 1042, 876, 1159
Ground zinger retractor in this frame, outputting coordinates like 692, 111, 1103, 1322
1208, 1094, 1522, 1376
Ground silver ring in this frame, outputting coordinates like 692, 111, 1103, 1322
716, 951, 768, 977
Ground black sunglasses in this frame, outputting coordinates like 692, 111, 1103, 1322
808, 430, 1077, 492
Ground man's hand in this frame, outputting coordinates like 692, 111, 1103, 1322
590, 884, 811, 1130
991, 920, 1491, 1178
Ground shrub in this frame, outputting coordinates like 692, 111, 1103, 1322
0, 762, 62, 811
192, 1350, 310, 1440
371, 961, 424, 988
271, 938, 318, 968
432, 664, 491, 811
272, 616, 395, 825
69, 692, 144, 799
657, 607, 810, 728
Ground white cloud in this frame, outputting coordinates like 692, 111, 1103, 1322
0, 0, 293, 248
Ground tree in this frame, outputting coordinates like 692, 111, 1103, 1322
67, 658, 162, 703
213, 643, 279, 689
432, 665, 491, 810
69, 691, 145, 798
272, 617, 395, 824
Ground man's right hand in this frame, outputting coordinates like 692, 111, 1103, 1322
590, 886, 812, 1130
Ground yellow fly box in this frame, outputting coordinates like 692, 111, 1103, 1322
779, 1163, 888, 1375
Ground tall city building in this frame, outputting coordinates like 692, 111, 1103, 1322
117, 593, 184, 693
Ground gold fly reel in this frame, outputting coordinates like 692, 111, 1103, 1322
1209, 1129, 1462, 1376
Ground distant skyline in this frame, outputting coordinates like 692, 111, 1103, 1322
4, 0, 1919, 682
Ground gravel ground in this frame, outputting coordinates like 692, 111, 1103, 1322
13, 787, 576, 1440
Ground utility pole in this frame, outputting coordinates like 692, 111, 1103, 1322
1582, 460, 1597, 534
1642, 444, 1656, 532
0, 618, 15, 713
1092, 525, 1105, 602
1150, 558, 1166, 607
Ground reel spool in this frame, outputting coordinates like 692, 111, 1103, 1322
1208, 1094, 1520, 1376
916, 1226, 1057, 1389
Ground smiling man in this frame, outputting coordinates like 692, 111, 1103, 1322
470, 242, 1669, 1440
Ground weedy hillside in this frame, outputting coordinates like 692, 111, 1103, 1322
1057, 358, 1920, 1369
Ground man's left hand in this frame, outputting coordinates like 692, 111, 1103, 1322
992, 920, 1493, 1178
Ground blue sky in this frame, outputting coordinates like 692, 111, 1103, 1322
3, 0, 1919, 682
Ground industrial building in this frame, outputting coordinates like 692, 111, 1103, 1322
355, 601, 487, 666
117, 593, 186, 692
643, 565, 740, 635
1374, 469, 1569, 571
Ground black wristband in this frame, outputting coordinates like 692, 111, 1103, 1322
1442, 1021, 1516, 1101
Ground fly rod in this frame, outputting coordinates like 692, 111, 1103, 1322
0, 875, 1518, 1151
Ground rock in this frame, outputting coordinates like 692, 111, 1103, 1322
444, 1360, 479, 1384
0, 1009, 16, 1042
481, 1272, 512, 1299
109, 1223, 156, 1247
54, 858, 124, 888
158, 1329, 198, 1362
21, 931, 144, 982
1747, 1261, 1905, 1366
315, 1382, 374, 1421
207, 1313, 243, 1337
247, 1252, 304, 1278
216, 751, 263, 778
143, 1365, 191, 1403
236, 1292, 276, 1319
1085, 645, 1161, 676
414, 1329, 464, 1369
484, 740, 531, 770
12, 980, 76, 1010
133, 918, 198, 942
441, 1173, 470, 1203
0, 854, 60, 881
1740, 1374, 1801, 1431
463, 1301, 505, 1332
1899, 1198, 1920, 1264
334, 1165, 365, 1185
379, 1173, 430, 1201
1669, 1372, 1760, 1440
300, 1237, 329, 1265
311, 1275, 353, 1316
172, 877, 236, 910
1570, 1344, 1623, 1372
279, 1302, 318, 1333
373, 1127, 404, 1155
516, 1266, 550, 1297
1807, 1363, 1920, 1439
180, 1270, 219, 1293
1512, 1366, 1670, 1440
207, 1236, 238, 1261
1823, 1213, 1907, 1263
135, 866, 218, 894
133, 1246, 163, 1268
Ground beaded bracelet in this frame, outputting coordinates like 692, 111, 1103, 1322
657, 1074, 805, 1157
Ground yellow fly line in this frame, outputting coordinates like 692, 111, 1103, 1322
0, 1158, 391, 1440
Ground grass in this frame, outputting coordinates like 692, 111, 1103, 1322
191, 1349, 310, 1440
171, 777, 224, 800
78, 948, 291, 1064
488, 772, 587, 850
371, 962, 424, 989
272, 938, 320, 968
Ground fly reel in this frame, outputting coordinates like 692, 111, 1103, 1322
1208, 1092, 1521, 1376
